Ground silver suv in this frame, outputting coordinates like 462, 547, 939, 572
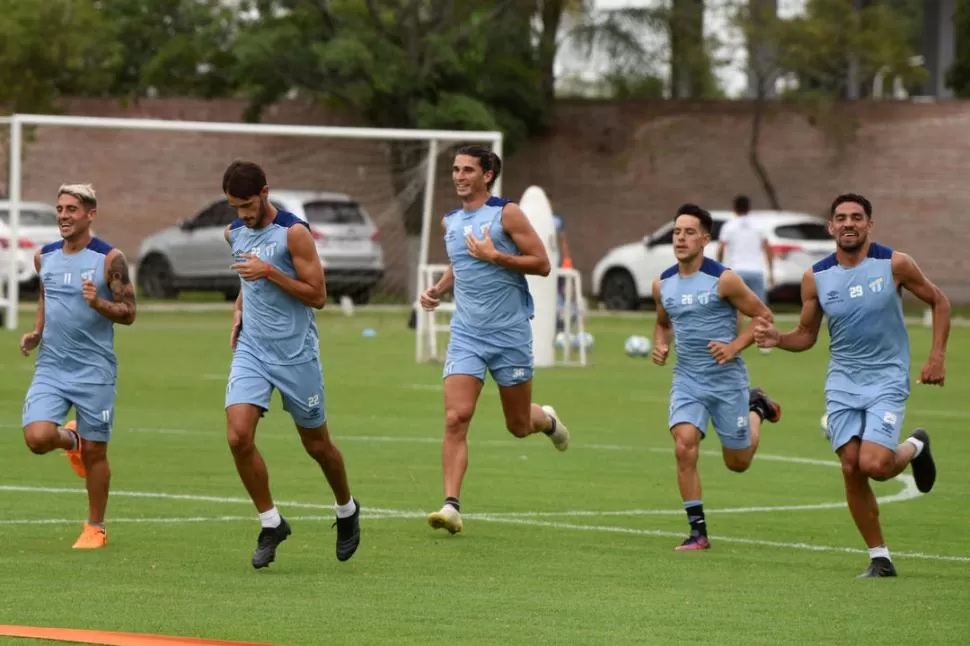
136, 190, 385, 302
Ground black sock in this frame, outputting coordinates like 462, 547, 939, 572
749, 391, 769, 422
444, 496, 460, 512
685, 502, 706, 537
543, 414, 557, 436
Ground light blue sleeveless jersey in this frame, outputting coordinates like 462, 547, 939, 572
813, 243, 909, 398
660, 258, 748, 391
445, 196, 534, 332
36, 238, 117, 385
229, 211, 319, 365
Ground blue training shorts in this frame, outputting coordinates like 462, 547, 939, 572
225, 351, 326, 428
668, 381, 751, 450
444, 323, 534, 387
824, 390, 906, 453
22, 376, 116, 442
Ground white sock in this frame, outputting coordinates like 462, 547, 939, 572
906, 436, 925, 458
868, 545, 891, 561
335, 498, 357, 519
258, 506, 282, 529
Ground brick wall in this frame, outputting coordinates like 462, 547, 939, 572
4, 98, 970, 301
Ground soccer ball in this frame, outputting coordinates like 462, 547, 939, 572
572, 331, 594, 350
624, 335, 652, 357
554, 331, 572, 350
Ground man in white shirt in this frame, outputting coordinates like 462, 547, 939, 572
717, 195, 774, 349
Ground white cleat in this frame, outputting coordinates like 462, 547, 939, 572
427, 504, 463, 535
542, 405, 570, 452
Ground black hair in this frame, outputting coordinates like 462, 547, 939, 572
733, 194, 751, 214
222, 160, 267, 199
455, 145, 502, 190
830, 193, 872, 218
675, 203, 713, 234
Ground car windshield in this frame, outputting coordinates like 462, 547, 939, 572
774, 222, 831, 240
302, 201, 366, 225
0, 209, 58, 227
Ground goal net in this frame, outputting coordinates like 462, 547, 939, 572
0, 112, 501, 331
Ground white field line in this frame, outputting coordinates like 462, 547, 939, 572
1, 484, 965, 563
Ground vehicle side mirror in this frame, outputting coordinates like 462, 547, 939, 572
178, 218, 194, 231
643, 235, 653, 247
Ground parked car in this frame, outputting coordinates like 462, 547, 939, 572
136, 190, 385, 303
0, 200, 63, 291
591, 210, 836, 310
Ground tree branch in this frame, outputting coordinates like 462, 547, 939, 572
364, 0, 398, 46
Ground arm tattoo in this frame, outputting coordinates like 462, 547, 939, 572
101, 252, 137, 324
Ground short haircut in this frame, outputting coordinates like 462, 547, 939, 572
57, 183, 97, 209
222, 160, 267, 199
455, 145, 503, 190
675, 203, 713, 234
830, 193, 872, 218
733, 194, 751, 214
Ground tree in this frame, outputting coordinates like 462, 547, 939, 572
947, 0, 970, 97
559, 0, 670, 99
0, 0, 120, 194
95, 0, 241, 99
735, 0, 924, 209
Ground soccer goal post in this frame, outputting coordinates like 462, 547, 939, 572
1, 112, 502, 331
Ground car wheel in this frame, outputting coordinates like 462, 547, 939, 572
600, 269, 639, 311
138, 255, 179, 300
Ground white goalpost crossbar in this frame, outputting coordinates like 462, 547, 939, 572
1, 113, 502, 330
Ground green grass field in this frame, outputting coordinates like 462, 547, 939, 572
1, 307, 969, 646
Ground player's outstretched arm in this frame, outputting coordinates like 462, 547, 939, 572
86, 249, 136, 326
893, 251, 950, 385
20, 250, 44, 356
270, 224, 327, 309
480, 203, 551, 276
651, 278, 672, 366
759, 269, 822, 352
718, 270, 773, 353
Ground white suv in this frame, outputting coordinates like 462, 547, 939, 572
591, 210, 836, 310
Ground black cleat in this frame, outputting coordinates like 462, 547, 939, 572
857, 557, 897, 578
749, 387, 782, 423
252, 518, 292, 569
333, 498, 361, 562
909, 428, 936, 494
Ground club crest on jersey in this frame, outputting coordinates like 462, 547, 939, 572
80, 270, 95, 282
249, 243, 278, 259
696, 291, 712, 305
868, 276, 885, 293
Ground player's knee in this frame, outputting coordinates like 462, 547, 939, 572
444, 406, 473, 435
724, 454, 751, 473
673, 437, 698, 465
504, 415, 532, 438
859, 453, 894, 481
23, 430, 48, 454
839, 456, 864, 482
226, 423, 256, 455
81, 440, 107, 465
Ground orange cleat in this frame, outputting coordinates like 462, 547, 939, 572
63, 421, 85, 478
72, 523, 107, 549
